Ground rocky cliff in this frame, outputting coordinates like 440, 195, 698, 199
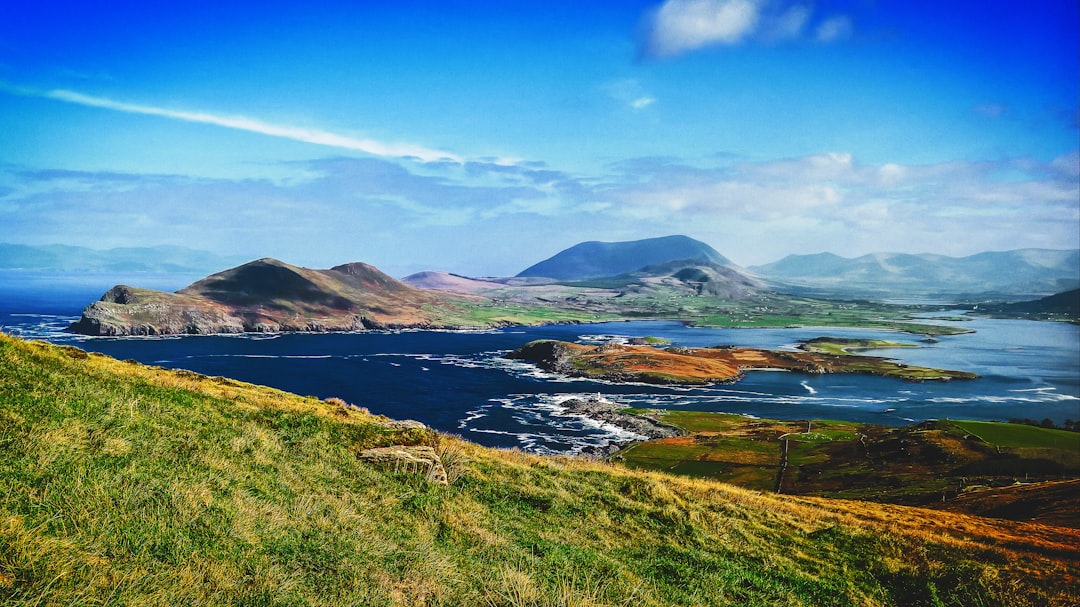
69, 258, 457, 336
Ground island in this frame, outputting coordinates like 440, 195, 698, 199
505, 337, 977, 384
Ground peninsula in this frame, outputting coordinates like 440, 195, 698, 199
67, 257, 582, 336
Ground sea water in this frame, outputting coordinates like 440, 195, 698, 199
2, 284, 1077, 454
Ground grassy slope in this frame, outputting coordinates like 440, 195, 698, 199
951, 420, 1080, 450
1, 334, 1077, 606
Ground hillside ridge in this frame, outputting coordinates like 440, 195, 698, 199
1, 332, 1076, 605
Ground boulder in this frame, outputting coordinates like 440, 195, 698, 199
378, 419, 428, 431
357, 445, 447, 485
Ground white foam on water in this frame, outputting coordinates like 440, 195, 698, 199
460, 394, 651, 454
928, 391, 1078, 404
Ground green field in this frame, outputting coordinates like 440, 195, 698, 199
440, 284, 978, 335
618, 411, 1080, 506
952, 420, 1080, 450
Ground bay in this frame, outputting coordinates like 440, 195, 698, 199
2, 290, 1077, 455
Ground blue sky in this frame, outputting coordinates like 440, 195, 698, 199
1, 0, 1077, 276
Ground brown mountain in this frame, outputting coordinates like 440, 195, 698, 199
400, 271, 510, 294
69, 258, 453, 336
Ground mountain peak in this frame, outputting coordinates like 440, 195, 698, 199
516, 235, 733, 280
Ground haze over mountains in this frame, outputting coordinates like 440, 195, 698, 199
510, 235, 1078, 300
21, 235, 1080, 336
11, 237, 1078, 302
750, 249, 1080, 299
0, 243, 247, 274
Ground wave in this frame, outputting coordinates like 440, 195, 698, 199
9, 313, 70, 318
179, 353, 334, 360
459, 394, 649, 454
220, 333, 281, 340
1010, 387, 1059, 393
928, 393, 1079, 404
576, 334, 636, 345
1, 314, 80, 341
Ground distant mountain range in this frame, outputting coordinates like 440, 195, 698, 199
404, 235, 764, 303
516, 235, 735, 280
16, 238, 1077, 302
512, 236, 1078, 300
62, 235, 1080, 336
749, 249, 1080, 299
0, 243, 248, 274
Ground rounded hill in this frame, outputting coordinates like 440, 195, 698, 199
516, 235, 734, 281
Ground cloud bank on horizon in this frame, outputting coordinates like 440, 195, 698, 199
0, 1, 1076, 277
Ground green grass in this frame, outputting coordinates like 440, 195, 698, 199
444, 288, 977, 336
800, 339, 918, 356
783, 429, 859, 443
678, 295, 975, 336
424, 299, 618, 327
649, 411, 750, 433
951, 420, 1080, 450
0, 334, 1075, 606
618, 413, 1079, 507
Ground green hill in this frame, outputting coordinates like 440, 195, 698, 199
973, 288, 1080, 322
0, 333, 1076, 606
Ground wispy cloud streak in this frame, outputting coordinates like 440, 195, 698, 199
3, 83, 461, 163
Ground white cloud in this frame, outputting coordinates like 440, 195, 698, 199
764, 5, 810, 41
597, 152, 1080, 259
2, 83, 461, 163
640, 0, 852, 58
1050, 151, 1080, 179
619, 179, 842, 219
643, 0, 760, 58
815, 16, 853, 42
604, 79, 658, 111
4, 149, 1076, 273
